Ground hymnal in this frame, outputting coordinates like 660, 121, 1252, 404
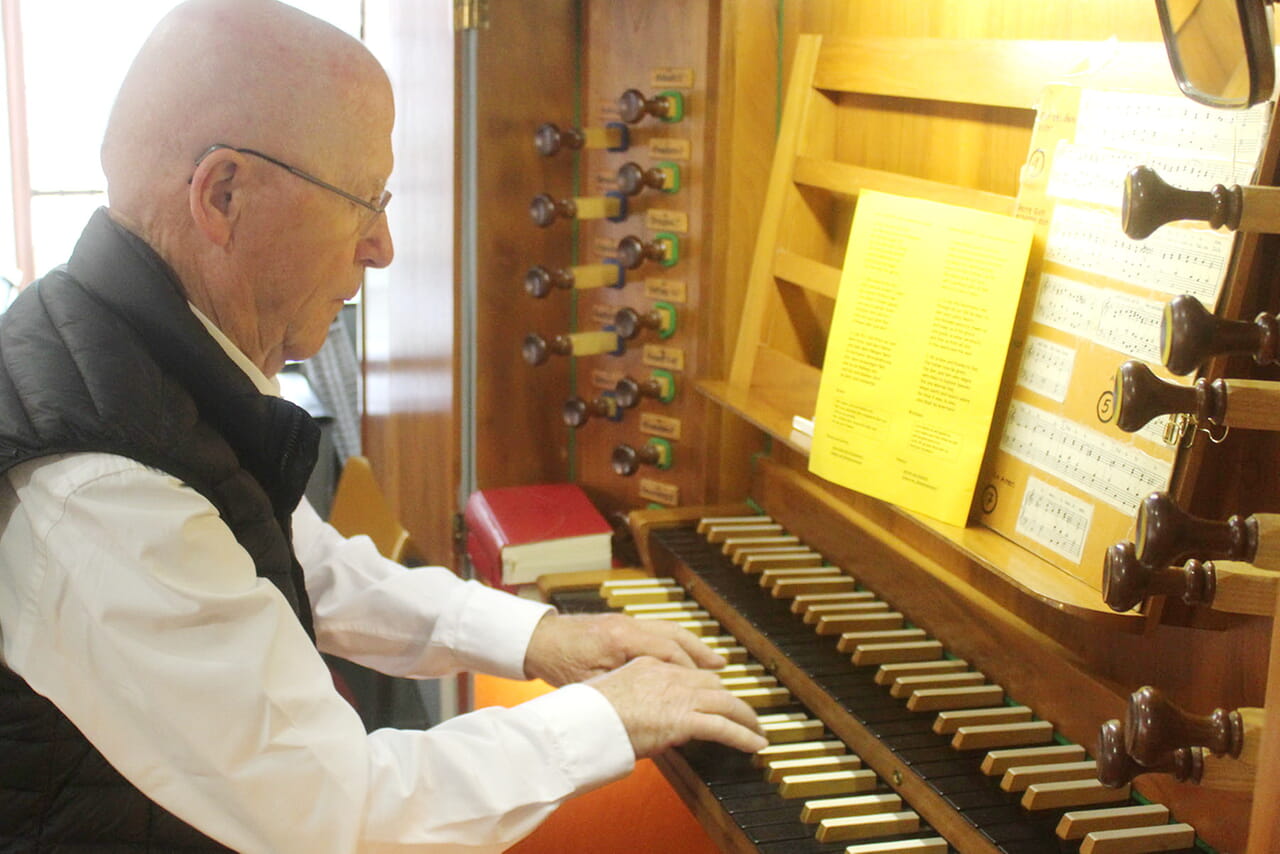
464, 483, 613, 587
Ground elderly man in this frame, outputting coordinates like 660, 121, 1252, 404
0, 1, 765, 852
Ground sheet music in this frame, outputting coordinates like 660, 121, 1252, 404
1031, 273, 1165, 363
1074, 89, 1270, 165
1016, 335, 1075, 403
1047, 142, 1257, 210
1045, 205, 1231, 304
999, 400, 1172, 514
1015, 476, 1093, 564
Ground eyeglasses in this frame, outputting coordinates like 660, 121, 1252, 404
193, 143, 391, 220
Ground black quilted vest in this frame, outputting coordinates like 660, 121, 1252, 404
0, 209, 320, 852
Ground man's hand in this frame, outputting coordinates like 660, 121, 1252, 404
588, 656, 769, 757
523, 611, 724, 687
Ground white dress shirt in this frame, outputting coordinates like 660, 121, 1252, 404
0, 308, 634, 853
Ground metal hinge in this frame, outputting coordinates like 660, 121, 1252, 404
453, 0, 489, 31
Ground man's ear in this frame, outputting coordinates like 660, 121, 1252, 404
188, 149, 244, 249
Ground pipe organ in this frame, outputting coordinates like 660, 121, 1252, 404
460, 1, 1280, 850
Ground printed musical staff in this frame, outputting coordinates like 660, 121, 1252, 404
1032, 273, 1165, 362
1074, 90, 1269, 166
999, 401, 1173, 514
1045, 205, 1232, 304
1016, 336, 1075, 403
1015, 476, 1093, 564
1047, 141, 1255, 211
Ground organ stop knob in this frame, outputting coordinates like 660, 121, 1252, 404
1103, 541, 1279, 616
522, 330, 622, 366
617, 88, 684, 124
562, 392, 622, 428
616, 161, 681, 196
614, 302, 677, 340
1096, 717, 1203, 787
534, 121, 629, 156
1161, 294, 1280, 376
1122, 164, 1280, 239
615, 370, 677, 407
530, 191, 628, 227
1134, 491, 1280, 571
524, 263, 623, 298
617, 233, 679, 269
611, 437, 674, 476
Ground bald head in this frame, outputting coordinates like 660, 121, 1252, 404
102, 0, 393, 228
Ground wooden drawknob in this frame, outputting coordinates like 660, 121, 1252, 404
1122, 165, 1241, 240
1114, 360, 1221, 432
525, 263, 623, 297
615, 303, 676, 341
615, 371, 676, 407
1096, 718, 1202, 787
523, 331, 621, 365
617, 88, 684, 124
616, 233, 679, 270
1102, 541, 1215, 612
1135, 491, 1257, 570
562, 394, 620, 428
1126, 686, 1244, 766
534, 121, 628, 156
1161, 294, 1280, 376
530, 192, 627, 227
611, 437, 674, 476
616, 161, 680, 196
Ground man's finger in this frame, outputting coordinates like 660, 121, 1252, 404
641, 619, 725, 670
689, 711, 770, 754
694, 684, 766, 734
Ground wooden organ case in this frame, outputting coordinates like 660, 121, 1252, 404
465, 1, 1279, 851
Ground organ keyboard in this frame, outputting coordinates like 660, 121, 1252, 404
601, 465, 1219, 853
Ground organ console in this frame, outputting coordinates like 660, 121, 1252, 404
603, 500, 1223, 852
1121, 164, 1280, 239
529, 191, 628, 227
534, 121, 630, 156
616, 161, 681, 196
617, 87, 684, 124
614, 303, 677, 340
524, 262, 624, 297
448, 3, 1280, 853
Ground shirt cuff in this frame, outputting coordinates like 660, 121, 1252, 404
519, 683, 635, 792
451, 580, 553, 680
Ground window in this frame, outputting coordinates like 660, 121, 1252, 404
5, 0, 361, 288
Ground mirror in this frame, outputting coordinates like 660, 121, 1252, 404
1156, 0, 1275, 107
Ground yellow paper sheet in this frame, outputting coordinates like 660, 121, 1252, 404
809, 190, 1033, 526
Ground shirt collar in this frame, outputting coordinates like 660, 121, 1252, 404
188, 304, 282, 398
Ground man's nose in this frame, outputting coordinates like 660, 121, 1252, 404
359, 213, 394, 268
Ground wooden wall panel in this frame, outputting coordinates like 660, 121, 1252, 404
362, 2, 458, 566
471, 0, 578, 492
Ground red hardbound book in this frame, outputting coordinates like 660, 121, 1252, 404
464, 483, 613, 588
